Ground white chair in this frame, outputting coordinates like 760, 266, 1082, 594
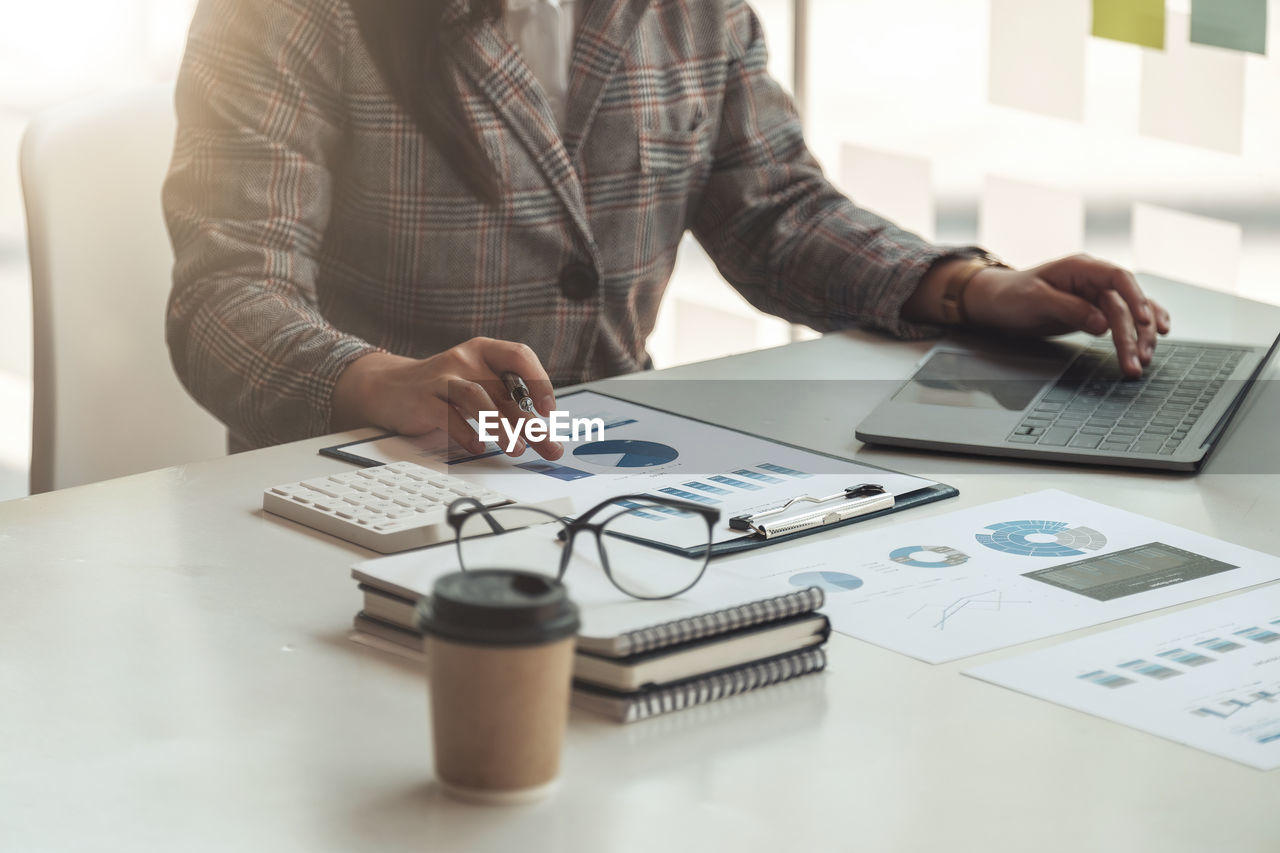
21, 84, 226, 494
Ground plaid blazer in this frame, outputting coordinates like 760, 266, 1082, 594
165, 0, 954, 450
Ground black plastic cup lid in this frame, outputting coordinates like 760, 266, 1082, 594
415, 570, 580, 647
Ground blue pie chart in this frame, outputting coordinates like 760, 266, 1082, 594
573, 439, 679, 468
789, 571, 863, 593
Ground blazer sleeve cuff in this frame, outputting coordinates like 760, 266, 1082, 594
312, 338, 385, 436
835, 244, 989, 340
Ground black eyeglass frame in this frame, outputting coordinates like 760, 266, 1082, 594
446, 494, 721, 600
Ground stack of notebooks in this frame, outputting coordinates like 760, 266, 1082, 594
350, 549, 830, 723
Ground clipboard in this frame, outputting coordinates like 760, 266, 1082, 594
320, 389, 958, 557
669, 483, 950, 558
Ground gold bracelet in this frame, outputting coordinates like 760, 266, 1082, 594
940, 257, 1002, 325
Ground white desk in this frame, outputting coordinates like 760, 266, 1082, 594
4, 277, 1279, 852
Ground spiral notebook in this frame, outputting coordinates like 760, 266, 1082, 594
571, 647, 828, 723
349, 619, 829, 723
353, 539, 826, 657
355, 585, 829, 691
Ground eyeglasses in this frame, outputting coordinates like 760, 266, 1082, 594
446, 495, 720, 600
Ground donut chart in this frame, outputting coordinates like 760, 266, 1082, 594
976, 520, 1108, 558
889, 545, 970, 568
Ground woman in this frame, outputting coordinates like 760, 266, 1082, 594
164, 0, 1169, 459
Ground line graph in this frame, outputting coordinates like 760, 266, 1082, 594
909, 589, 1032, 631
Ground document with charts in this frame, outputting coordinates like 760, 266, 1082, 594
967, 584, 1280, 770
321, 389, 950, 550
713, 489, 1280, 663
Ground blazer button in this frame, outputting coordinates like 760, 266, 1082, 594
558, 263, 598, 301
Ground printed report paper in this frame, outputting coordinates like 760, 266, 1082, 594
714, 490, 1280, 663
325, 390, 939, 547
968, 584, 1280, 770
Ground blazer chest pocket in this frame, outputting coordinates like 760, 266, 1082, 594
638, 116, 712, 176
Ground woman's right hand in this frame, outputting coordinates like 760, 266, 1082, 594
331, 337, 563, 459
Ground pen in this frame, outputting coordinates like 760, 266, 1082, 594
500, 371, 536, 413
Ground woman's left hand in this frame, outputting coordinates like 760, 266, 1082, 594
961, 255, 1172, 377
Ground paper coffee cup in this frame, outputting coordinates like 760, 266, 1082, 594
416, 570, 580, 804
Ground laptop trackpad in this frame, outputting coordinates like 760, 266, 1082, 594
893, 349, 1069, 412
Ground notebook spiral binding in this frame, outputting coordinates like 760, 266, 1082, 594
616, 586, 826, 657
623, 646, 828, 723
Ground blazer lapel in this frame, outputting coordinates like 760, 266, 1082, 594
449, 12, 602, 267
561, 0, 653, 163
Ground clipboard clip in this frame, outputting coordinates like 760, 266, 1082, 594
729, 484, 894, 540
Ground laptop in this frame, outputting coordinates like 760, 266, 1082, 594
855, 333, 1280, 472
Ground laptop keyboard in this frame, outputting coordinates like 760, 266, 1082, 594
1007, 342, 1246, 456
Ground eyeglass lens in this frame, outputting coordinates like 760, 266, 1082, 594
454, 499, 710, 599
